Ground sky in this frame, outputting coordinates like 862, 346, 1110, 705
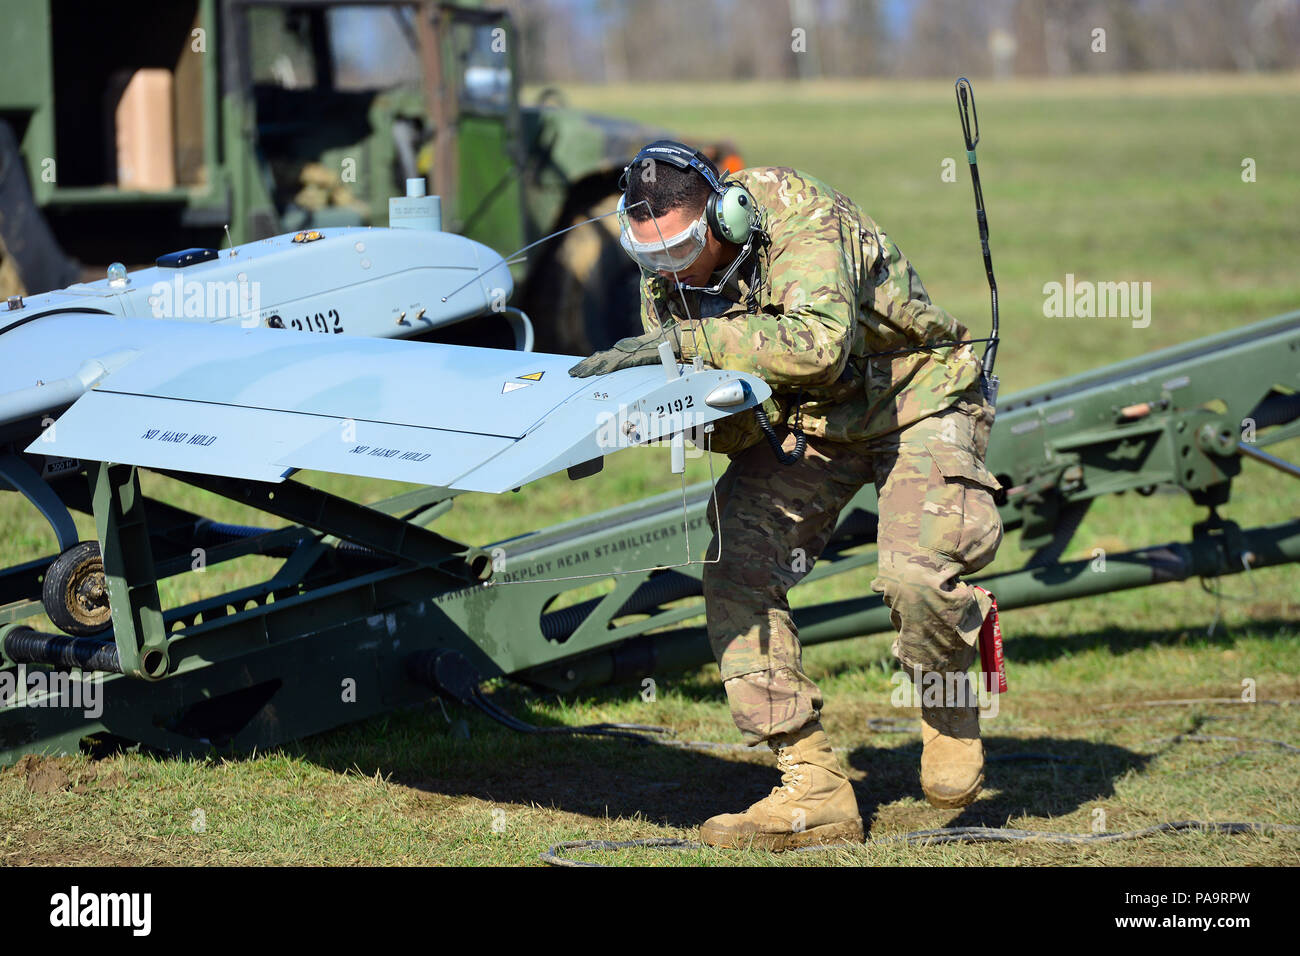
330, 0, 922, 81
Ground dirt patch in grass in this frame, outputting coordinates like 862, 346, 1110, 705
4, 754, 128, 796
9, 754, 72, 794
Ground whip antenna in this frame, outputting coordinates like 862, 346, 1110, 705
956, 76, 999, 407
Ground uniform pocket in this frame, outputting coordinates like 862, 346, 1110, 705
918, 435, 1003, 565
702, 406, 766, 456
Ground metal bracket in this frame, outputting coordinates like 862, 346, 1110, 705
1191, 509, 1246, 576
91, 462, 169, 679
0, 453, 79, 552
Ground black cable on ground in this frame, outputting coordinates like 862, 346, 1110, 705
539, 821, 1300, 867
406, 652, 1300, 866
407, 650, 677, 744
454, 687, 1086, 761
467, 684, 673, 745
532, 720, 1300, 866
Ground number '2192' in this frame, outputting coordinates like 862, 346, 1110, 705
655, 396, 693, 416
269, 309, 342, 333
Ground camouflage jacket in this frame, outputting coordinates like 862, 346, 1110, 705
638, 166, 983, 444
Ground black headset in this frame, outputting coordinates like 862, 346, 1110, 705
618, 140, 758, 245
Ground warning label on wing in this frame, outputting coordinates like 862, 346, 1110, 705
141, 428, 218, 447
347, 444, 431, 462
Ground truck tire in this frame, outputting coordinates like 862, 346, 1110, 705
527, 193, 644, 357
0, 120, 80, 297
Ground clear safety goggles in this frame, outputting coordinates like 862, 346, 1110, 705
616, 197, 708, 274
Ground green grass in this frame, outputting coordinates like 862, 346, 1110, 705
3, 74, 1300, 865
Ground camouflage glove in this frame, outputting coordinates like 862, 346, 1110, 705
567, 326, 690, 378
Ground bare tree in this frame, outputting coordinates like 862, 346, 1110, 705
904, 0, 995, 77
494, 0, 1300, 83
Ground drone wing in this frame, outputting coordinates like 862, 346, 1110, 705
28, 316, 769, 493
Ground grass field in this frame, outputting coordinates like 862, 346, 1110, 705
3, 74, 1300, 866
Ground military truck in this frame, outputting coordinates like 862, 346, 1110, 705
0, 0, 740, 353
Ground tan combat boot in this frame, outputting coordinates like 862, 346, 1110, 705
700, 721, 863, 850
920, 673, 984, 808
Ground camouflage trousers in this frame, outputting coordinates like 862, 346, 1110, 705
701, 393, 1003, 745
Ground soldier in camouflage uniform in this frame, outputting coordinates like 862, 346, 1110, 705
569, 143, 1003, 850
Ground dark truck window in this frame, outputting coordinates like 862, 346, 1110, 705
249, 5, 421, 93
248, 7, 320, 90
453, 20, 512, 114
49, 0, 204, 187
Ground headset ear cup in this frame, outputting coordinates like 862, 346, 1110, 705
713, 185, 755, 244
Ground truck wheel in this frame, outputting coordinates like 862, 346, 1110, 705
42, 541, 112, 637
528, 193, 643, 356
0, 119, 80, 297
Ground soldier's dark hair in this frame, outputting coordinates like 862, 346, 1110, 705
623, 156, 715, 222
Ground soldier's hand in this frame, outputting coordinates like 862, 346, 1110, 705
568, 327, 686, 377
